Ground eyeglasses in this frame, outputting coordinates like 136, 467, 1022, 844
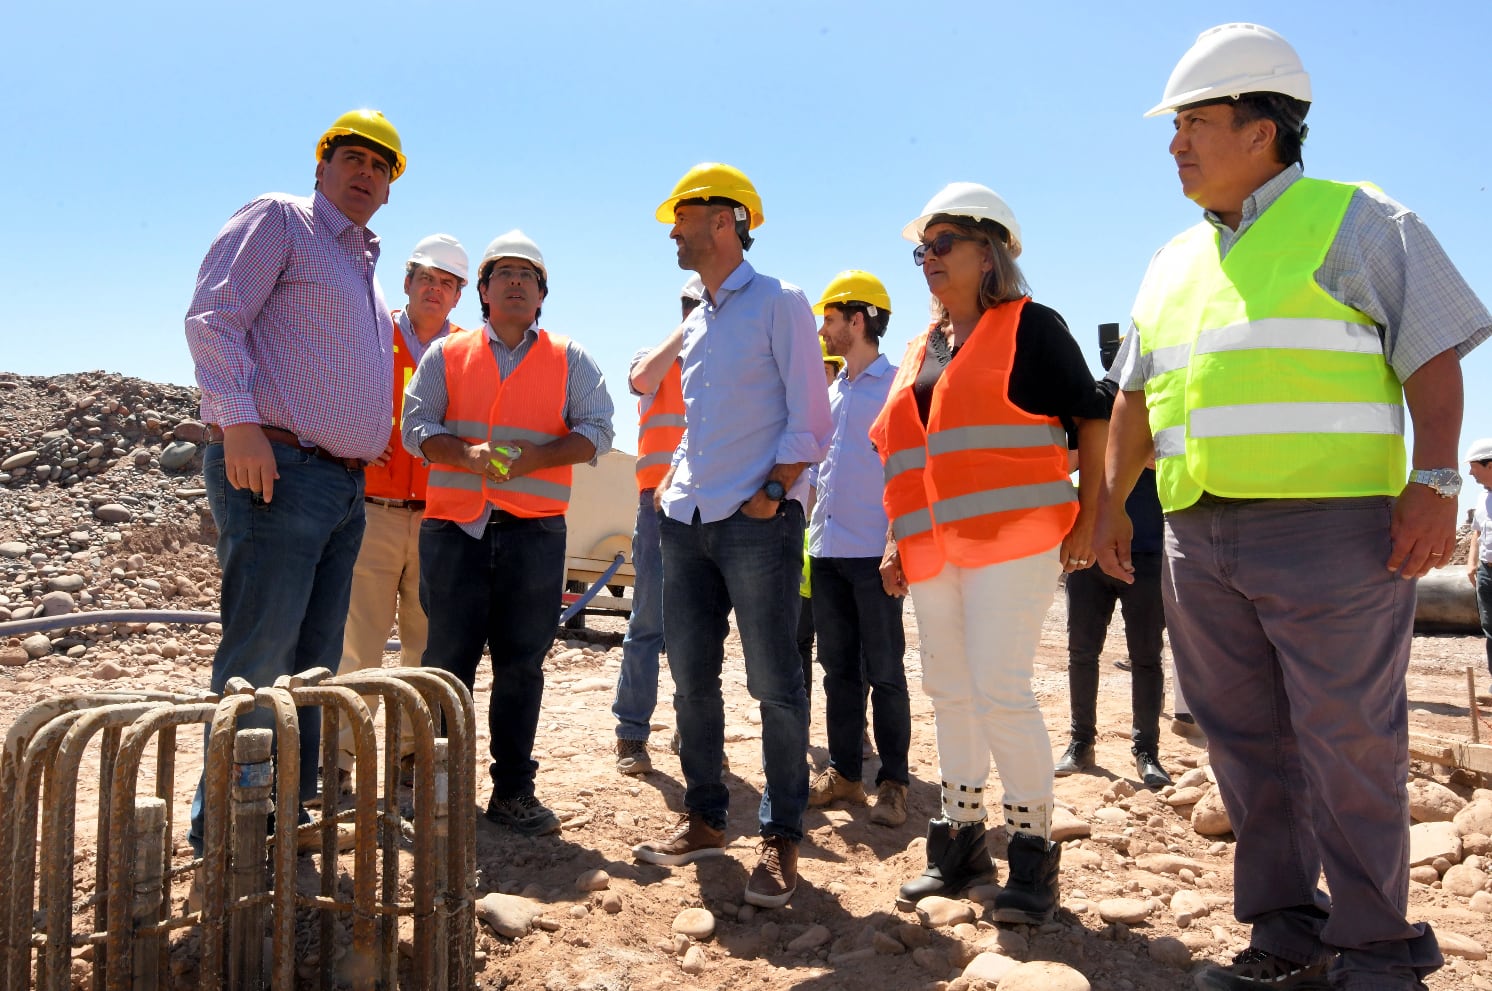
913, 231, 981, 266
487, 266, 540, 284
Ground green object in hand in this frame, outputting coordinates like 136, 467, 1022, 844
489, 445, 521, 476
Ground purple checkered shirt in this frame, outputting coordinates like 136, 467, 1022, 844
185, 190, 393, 461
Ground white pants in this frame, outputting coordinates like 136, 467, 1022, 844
337, 501, 427, 767
910, 550, 1059, 823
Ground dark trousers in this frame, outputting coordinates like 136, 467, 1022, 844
796, 593, 814, 703
1164, 496, 1440, 986
810, 556, 910, 785
662, 503, 809, 840
419, 513, 566, 799
1064, 552, 1165, 754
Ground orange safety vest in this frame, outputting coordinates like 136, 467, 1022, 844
868, 298, 1076, 584
364, 312, 465, 501
424, 328, 574, 521
635, 362, 685, 492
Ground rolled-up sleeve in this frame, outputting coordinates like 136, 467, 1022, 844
772, 288, 832, 465
401, 337, 453, 457
564, 341, 616, 460
184, 198, 291, 427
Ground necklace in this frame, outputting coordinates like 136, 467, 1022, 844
928, 325, 961, 365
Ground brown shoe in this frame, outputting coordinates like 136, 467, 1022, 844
632, 813, 726, 866
807, 767, 867, 808
744, 836, 798, 908
869, 780, 908, 826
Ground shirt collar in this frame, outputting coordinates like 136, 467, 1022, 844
484, 321, 539, 346
1203, 163, 1303, 233
705, 259, 757, 305
861, 353, 893, 378
312, 189, 381, 256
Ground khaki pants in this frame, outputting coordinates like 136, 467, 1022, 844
337, 500, 427, 769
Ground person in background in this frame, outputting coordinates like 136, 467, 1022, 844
806, 270, 911, 828
335, 234, 467, 791
183, 108, 405, 853
872, 183, 1109, 924
1096, 24, 1488, 990
612, 275, 704, 776
1467, 438, 1492, 689
402, 230, 614, 837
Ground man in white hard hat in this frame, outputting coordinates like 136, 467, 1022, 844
1466, 438, 1492, 689
402, 230, 614, 836
803, 270, 912, 829
183, 109, 405, 856
611, 275, 703, 775
1096, 23, 1489, 991
632, 164, 831, 912
332, 235, 468, 790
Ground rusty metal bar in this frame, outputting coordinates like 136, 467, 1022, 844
228, 728, 273, 991
198, 692, 257, 991
127, 798, 167, 991
1470, 666, 1481, 745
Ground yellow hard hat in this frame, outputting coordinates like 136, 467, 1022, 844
821, 338, 846, 370
656, 163, 764, 228
812, 270, 892, 316
316, 109, 406, 181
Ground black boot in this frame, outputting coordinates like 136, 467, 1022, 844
991, 832, 1061, 924
896, 818, 995, 908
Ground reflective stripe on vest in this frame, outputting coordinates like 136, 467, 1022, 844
424, 329, 573, 521
1133, 177, 1405, 512
868, 299, 1076, 584
636, 363, 685, 491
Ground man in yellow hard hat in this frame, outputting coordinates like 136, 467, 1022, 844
332, 234, 468, 792
402, 230, 615, 837
1095, 24, 1488, 990
183, 108, 405, 855
803, 271, 911, 830
632, 164, 832, 911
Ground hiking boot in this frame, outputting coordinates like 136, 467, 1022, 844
897, 818, 994, 907
869, 781, 908, 827
632, 813, 726, 866
1193, 947, 1331, 990
1134, 750, 1173, 789
616, 738, 653, 776
744, 836, 798, 908
990, 832, 1062, 924
808, 767, 867, 808
1171, 713, 1206, 740
484, 795, 561, 836
1053, 740, 1094, 777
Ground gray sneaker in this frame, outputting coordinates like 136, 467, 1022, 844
616, 738, 653, 776
484, 795, 561, 836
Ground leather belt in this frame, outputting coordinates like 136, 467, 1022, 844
205, 424, 366, 471
366, 496, 425, 511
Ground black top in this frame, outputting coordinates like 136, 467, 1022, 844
913, 301, 1111, 442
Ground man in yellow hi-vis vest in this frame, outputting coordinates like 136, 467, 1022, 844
1095, 23, 1488, 991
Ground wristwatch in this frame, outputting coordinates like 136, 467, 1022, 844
762, 479, 787, 502
1408, 468, 1462, 499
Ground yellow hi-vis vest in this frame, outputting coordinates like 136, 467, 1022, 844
1133, 177, 1405, 513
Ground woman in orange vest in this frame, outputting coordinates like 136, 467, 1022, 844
870, 183, 1109, 923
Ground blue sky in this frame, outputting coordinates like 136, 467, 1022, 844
6, 1, 1490, 510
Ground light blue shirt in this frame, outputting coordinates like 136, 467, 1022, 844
809, 353, 896, 559
661, 260, 831, 524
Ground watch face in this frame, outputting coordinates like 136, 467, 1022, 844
764, 480, 786, 501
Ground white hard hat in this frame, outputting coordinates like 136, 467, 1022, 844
1465, 438, 1492, 463
479, 229, 547, 282
406, 233, 468, 286
1146, 23, 1311, 118
681, 274, 705, 301
902, 182, 1023, 258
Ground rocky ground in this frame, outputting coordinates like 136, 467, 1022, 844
2, 369, 1491, 990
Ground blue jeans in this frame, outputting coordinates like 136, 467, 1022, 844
1065, 552, 1166, 753
419, 513, 566, 799
190, 442, 366, 853
1477, 562, 1492, 678
809, 556, 910, 786
613, 489, 664, 740
661, 503, 809, 841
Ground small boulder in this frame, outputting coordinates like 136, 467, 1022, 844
915, 895, 975, 928
960, 951, 1018, 984
0, 541, 29, 558
1442, 863, 1489, 897
1191, 790, 1233, 837
1148, 936, 1194, 968
1097, 897, 1153, 925
44, 574, 87, 593
1454, 799, 1492, 838
1436, 930, 1487, 961
680, 945, 708, 974
1407, 778, 1468, 823
39, 591, 76, 617
1050, 806, 1091, 842
160, 441, 198, 470
22, 634, 52, 659
787, 924, 830, 952
476, 893, 537, 939
0, 645, 29, 667
1409, 821, 1462, 867
575, 869, 610, 892
93, 504, 133, 524
995, 960, 1091, 991
672, 907, 715, 940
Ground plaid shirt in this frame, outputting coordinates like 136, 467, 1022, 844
185, 190, 393, 461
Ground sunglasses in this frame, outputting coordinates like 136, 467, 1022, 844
913, 232, 982, 266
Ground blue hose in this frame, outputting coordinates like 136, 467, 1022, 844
558, 552, 627, 624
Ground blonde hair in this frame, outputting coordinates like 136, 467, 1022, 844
927, 216, 1028, 327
